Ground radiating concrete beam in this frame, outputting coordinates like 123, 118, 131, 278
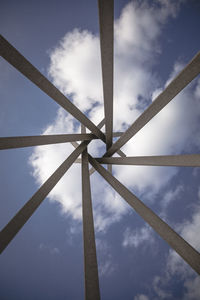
97, 118, 105, 129
113, 132, 123, 137
82, 149, 100, 300
95, 154, 200, 167
75, 158, 82, 164
0, 35, 105, 142
81, 124, 86, 134
88, 155, 200, 275
71, 141, 79, 149
0, 134, 97, 150
89, 168, 96, 176
104, 51, 200, 157
116, 149, 126, 158
0, 141, 90, 253
107, 164, 112, 173
98, 0, 114, 150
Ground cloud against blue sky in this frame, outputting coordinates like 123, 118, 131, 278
1, 0, 200, 299
29, 0, 200, 227
27, 1, 200, 298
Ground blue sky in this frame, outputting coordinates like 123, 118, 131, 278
0, 0, 200, 299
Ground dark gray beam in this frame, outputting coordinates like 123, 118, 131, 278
0, 134, 97, 150
81, 124, 86, 134
0, 35, 105, 142
88, 155, 200, 275
98, 0, 114, 150
107, 164, 112, 173
93, 132, 123, 137
97, 118, 105, 129
95, 154, 200, 167
82, 149, 101, 300
75, 158, 82, 163
96, 118, 106, 130
103, 132, 127, 157
104, 51, 200, 157
112, 132, 123, 137
71, 141, 79, 149
0, 141, 90, 253
89, 168, 96, 176
117, 149, 126, 158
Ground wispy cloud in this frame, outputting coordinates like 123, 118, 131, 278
161, 185, 184, 208
122, 225, 154, 248
134, 294, 149, 300
39, 243, 60, 255
96, 238, 117, 277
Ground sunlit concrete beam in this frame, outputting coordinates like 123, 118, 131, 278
107, 164, 112, 173
97, 118, 105, 129
75, 158, 82, 164
95, 154, 200, 167
82, 149, 100, 300
0, 134, 97, 150
98, 0, 114, 150
117, 149, 126, 158
81, 124, 86, 134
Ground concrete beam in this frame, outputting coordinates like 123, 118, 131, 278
95, 154, 200, 167
107, 164, 112, 173
0, 134, 97, 150
81, 124, 86, 134
112, 132, 123, 137
116, 149, 126, 158
97, 118, 105, 129
75, 158, 82, 164
98, 0, 114, 150
88, 155, 200, 275
82, 149, 100, 300
104, 51, 200, 157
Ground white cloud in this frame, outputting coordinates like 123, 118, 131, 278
122, 225, 154, 248
91, 175, 130, 232
115, 0, 180, 54
183, 276, 200, 300
161, 185, 184, 208
29, 0, 200, 233
96, 238, 117, 277
98, 258, 117, 277
152, 276, 172, 299
134, 294, 149, 300
29, 109, 83, 221
48, 29, 103, 112
39, 243, 60, 255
